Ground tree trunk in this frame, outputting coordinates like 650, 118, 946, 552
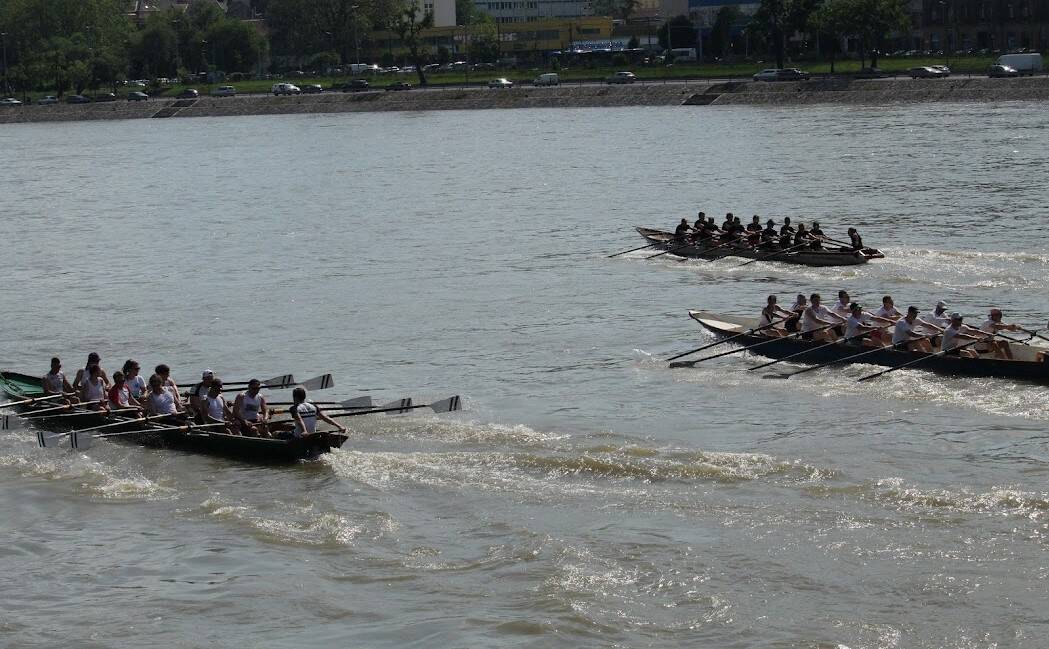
774, 26, 785, 68
410, 46, 428, 85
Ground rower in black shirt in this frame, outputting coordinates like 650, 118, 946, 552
730, 216, 747, 244
746, 215, 763, 233
847, 227, 864, 251
693, 211, 706, 233
674, 218, 691, 241
760, 219, 778, 248
745, 215, 762, 245
793, 223, 812, 247
779, 216, 795, 238
809, 221, 825, 250
720, 214, 735, 233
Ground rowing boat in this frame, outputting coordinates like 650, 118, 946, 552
0, 371, 347, 462
636, 227, 884, 266
685, 311, 1049, 382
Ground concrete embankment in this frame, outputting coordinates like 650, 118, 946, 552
1, 76, 1047, 125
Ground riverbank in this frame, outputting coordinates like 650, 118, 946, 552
2, 76, 1048, 124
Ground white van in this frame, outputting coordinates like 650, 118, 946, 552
533, 73, 559, 86
996, 53, 1043, 75
669, 48, 698, 62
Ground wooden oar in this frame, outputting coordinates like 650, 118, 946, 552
0, 393, 69, 410
17, 401, 95, 418
747, 323, 893, 371
666, 317, 790, 362
1017, 327, 1049, 344
764, 334, 938, 380
273, 396, 461, 423
216, 374, 297, 389
732, 240, 811, 268
668, 323, 838, 369
856, 339, 984, 382
269, 395, 372, 408
24, 405, 139, 419
607, 241, 663, 258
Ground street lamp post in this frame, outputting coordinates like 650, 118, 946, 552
1, 32, 8, 97
352, 4, 361, 65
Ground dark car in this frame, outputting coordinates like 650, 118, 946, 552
66, 94, 91, 104
176, 88, 199, 99
855, 67, 888, 79
127, 91, 150, 101
386, 81, 413, 91
301, 84, 324, 94
94, 93, 117, 102
343, 79, 370, 91
987, 64, 1019, 78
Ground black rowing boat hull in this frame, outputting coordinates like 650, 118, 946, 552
687, 312, 1049, 383
637, 227, 880, 267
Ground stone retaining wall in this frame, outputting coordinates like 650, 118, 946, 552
1, 77, 1047, 125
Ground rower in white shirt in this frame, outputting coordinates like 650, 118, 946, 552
978, 308, 1019, 359
201, 380, 236, 435
830, 290, 853, 319
941, 313, 983, 358
843, 303, 886, 348
875, 295, 903, 322
892, 306, 933, 353
801, 293, 846, 343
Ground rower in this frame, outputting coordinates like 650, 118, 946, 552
760, 219, 778, 248
779, 217, 795, 239
941, 313, 982, 358
79, 364, 108, 410
153, 364, 183, 408
809, 222, 825, 250
72, 352, 109, 391
802, 293, 845, 342
759, 295, 794, 337
892, 306, 933, 353
42, 357, 75, 401
793, 223, 812, 248
122, 360, 147, 401
847, 228, 864, 251
785, 294, 807, 332
979, 308, 1019, 360
233, 378, 271, 438
745, 215, 762, 245
107, 371, 142, 412
721, 212, 734, 232
924, 301, 952, 329
844, 303, 884, 348
145, 374, 184, 419
875, 295, 903, 322
674, 218, 691, 241
729, 216, 747, 244
189, 369, 216, 416
703, 216, 720, 239
693, 212, 706, 234
830, 290, 852, 319
201, 380, 236, 434
276, 387, 347, 441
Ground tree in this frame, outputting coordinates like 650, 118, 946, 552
850, 0, 909, 68
709, 5, 742, 59
809, 0, 850, 71
386, 0, 433, 85
129, 13, 179, 78
751, 0, 819, 67
658, 16, 697, 52
205, 18, 267, 72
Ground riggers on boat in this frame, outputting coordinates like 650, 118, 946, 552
636, 227, 884, 267
0, 371, 346, 462
684, 311, 1049, 382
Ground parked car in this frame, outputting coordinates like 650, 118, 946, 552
753, 68, 811, 81
94, 93, 117, 102
987, 64, 1020, 78
930, 65, 951, 75
605, 71, 637, 84
66, 94, 91, 104
855, 67, 887, 79
909, 66, 948, 78
0, 97, 22, 106
473, 62, 495, 71
533, 72, 560, 86
342, 79, 371, 91
271, 83, 301, 95
36, 95, 58, 105
385, 81, 413, 91
487, 78, 513, 88
300, 84, 324, 94
176, 88, 199, 99
127, 91, 150, 101
211, 85, 237, 97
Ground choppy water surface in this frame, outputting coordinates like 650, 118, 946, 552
1, 103, 1048, 648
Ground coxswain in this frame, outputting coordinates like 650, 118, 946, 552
72, 352, 109, 391
760, 219, 778, 248
674, 218, 691, 241
122, 359, 147, 400
233, 379, 271, 438
844, 303, 885, 348
153, 364, 183, 408
802, 293, 845, 342
979, 308, 1019, 360
200, 380, 236, 434
276, 387, 347, 441
189, 369, 216, 416
846, 228, 864, 251
42, 357, 75, 401
809, 221, 825, 250
145, 374, 184, 419
79, 364, 108, 410
892, 306, 933, 353
107, 371, 141, 412
759, 295, 794, 337
875, 295, 903, 322
941, 313, 982, 358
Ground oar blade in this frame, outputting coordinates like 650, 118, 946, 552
339, 395, 373, 409
2, 414, 9, 430
71, 431, 94, 450
668, 360, 697, 369
429, 396, 462, 413
38, 431, 66, 448
301, 374, 335, 391
262, 374, 296, 389
762, 374, 792, 380
380, 398, 413, 414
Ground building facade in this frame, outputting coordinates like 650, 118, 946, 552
474, 0, 595, 24
909, 0, 1049, 51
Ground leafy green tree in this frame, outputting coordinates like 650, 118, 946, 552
658, 16, 697, 52
129, 13, 179, 78
809, 0, 850, 71
386, 0, 433, 84
709, 5, 742, 59
205, 18, 267, 72
849, 0, 908, 68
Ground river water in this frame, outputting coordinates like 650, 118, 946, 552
0, 103, 1047, 648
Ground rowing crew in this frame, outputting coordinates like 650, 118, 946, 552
674, 212, 866, 252
41, 356, 346, 439
759, 292, 1029, 359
